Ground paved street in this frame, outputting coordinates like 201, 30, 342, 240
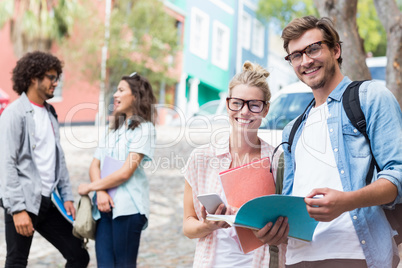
0, 124, 214, 267
1, 123, 401, 267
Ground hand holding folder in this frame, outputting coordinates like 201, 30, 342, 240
101, 156, 124, 199
219, 157, 276, 253
207, 195, 318, 242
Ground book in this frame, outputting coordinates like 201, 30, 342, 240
219, 157, 275, 253
207, 195, 319, 242
101, 155, 124, 199
51, 190, 74, 224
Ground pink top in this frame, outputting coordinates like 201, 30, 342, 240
185, 136, 286, 267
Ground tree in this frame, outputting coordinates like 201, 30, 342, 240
372, 0, 402, 106
0, 0, 80, 58
257, 0, 402, 108
0, 0, 181, 108
65, 0, 181, 110
106, 0, 180, 96
313, 0, 371, 82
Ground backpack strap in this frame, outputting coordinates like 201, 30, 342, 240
342, 81, 367, 135
342, 80, 380, 185
45, 102, 58, 121
287, 98, 315, 153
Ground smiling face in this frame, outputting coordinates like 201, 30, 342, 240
113, 80, 135, 117
227, 84, 269, 133
288, 28, 341, 91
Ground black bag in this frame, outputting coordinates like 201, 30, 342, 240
284, 80, 402, 245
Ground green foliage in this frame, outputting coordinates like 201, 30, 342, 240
107, 0, 180, 94
357, 0, 386, 56
0, 0, 83, 52
53, 0, 82, 40
257, 0, 387, 56
0, 0, 13, 29
257, 0, 318, 29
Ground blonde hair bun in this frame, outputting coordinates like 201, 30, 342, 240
242, 61, 270, 78
229, 61, 272, 102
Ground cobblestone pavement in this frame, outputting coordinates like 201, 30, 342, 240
1, 124, 402, 267
0, 124, 220, 267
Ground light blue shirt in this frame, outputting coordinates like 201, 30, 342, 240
282, 77, 402, 268
92, 121, 155, 229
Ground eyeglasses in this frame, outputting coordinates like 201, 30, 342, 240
226, 97, 268, 113
44, 74, 60, 83
285, 41, 327, 66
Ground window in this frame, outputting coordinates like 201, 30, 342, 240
251, 19, 265, 58
211, 20, 230, 70
240, 12, 251, 50
189, 7, 209, 60
260, 92, 314, 130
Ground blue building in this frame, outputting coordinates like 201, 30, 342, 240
166, 0, 290, 117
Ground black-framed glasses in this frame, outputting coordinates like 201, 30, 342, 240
284, 41, 327, 66
226, 97, 268, 113
44, 74, 60, 83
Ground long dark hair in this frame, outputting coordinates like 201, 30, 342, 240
111, 73, 156, 131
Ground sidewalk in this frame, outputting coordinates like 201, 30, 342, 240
0, 124, 202, 267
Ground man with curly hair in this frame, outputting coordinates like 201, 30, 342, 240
0, 51, 89, 267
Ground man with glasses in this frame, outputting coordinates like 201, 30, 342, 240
0, 51, 89, 267
255, 16, 402, 268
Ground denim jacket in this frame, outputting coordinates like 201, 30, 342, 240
0, 93, 74, 215
282, 77, 402, 268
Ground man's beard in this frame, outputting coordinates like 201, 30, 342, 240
309, 61, 336, 90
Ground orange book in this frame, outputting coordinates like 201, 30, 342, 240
219, 157, 275, 253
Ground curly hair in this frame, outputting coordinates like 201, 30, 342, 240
281, 16, 343, 67
111, 73, 157, 131
12, 51, 63, 95
228, 61, 271, 102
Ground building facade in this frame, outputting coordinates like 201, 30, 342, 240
168, 0, 274, 118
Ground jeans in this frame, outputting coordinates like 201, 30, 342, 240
4, 195, 90, 268
95, 212, 147, 268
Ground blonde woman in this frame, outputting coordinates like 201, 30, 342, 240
183, 62, 287, 267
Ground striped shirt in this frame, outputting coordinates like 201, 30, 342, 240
185, 135, 286, 267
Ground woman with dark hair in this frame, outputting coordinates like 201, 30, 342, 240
78, 72, 156, 267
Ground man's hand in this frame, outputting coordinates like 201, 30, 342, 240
305, 188, 350, 222
64, 201, 76, 220
253, 216, 289, 245
96, 190, 114, 212
13, 211, 34, 237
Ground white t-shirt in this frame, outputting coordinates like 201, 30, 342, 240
213, 227, 254, 267
286, 102, 365, 265
31, 102, 56, 197
212, 194, 254, 267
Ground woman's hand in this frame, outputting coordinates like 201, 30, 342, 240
96, 190, 114, 212
78, 183, 91, 196
201, 203, 231, 231
253, 216, 289, 246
